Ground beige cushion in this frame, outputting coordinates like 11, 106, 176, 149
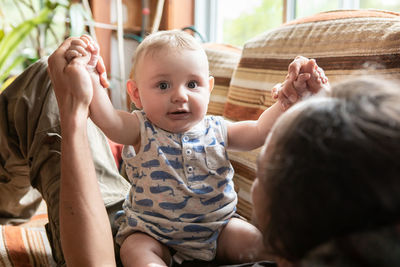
224, 9, 400, 220
203, 43, 242, 116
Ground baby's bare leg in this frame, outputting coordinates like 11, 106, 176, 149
216, 218, 276, 264
120, 232, 171, 267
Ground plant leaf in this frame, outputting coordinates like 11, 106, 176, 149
0, 7, 51, 73
0, 54, 25, 85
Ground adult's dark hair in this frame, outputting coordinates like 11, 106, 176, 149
300, 224, 400, 267
260, 77, 400, 261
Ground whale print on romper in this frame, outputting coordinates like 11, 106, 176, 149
116, 110, 236, 262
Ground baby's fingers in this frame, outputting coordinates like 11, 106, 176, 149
97, 56, 109, 88
288, 56, 310, 81
65, 39, 90, 63
316, 67, 329, 84
280, 79, 299, 104
78, 35, 100, 70
301, 58, 317, 75
87, 41, 100, 69
271, 83, 282, 99
80, 35, 96, 51
271, 83, 290, 110
307, 66, 329, 93
293, 73, 310, 96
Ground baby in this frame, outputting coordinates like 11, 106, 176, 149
65, 30, 328, 266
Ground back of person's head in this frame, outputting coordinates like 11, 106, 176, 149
130, 30, 205, 79
299, 224, 400, 267
260, 76, 400, 262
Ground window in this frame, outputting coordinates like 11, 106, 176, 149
295, 0, 340, 20
360, 0, 400, 11
221, 0, 283, 47
295, 0, 400, 19
194, 0, 282, 47
195, 0, 400, 47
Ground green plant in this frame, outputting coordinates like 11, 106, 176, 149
0, 0, 93, 90
0, 5, 51, 85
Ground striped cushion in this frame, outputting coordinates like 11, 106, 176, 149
203, 43, 242, 116
0, 201, 54, 267
224, 9, 400, 121
224, 9, 400, 220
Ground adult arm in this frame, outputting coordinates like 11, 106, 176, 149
47, 38, 116, 267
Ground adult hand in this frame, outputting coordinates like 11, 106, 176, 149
47, 37, 93, 120
287, 56, 329, 94
65, 34, 110, 88
273, 56, 330, 109
81, 34, 110, 88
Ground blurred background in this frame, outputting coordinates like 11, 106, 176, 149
1, 0, 399, 108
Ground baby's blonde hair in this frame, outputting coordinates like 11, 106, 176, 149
129, 30, 205, 79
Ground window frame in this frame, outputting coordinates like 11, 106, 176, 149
194, 0, 363, 43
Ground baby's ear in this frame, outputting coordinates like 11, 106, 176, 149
208, 76, 214, 93
127, 79, 142, 109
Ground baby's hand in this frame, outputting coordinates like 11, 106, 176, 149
272, 56, 330, 110
65, 35, 109, 88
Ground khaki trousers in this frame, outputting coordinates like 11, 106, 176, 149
0, 58, 130, 265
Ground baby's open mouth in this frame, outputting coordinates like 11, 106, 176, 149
168, 110, 190, 119
170, 110, 188, 114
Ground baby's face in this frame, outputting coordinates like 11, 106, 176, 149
133, 48, 213, 133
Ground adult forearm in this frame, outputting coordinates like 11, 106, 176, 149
48, 36, 116, 266
59, 115, 116, 266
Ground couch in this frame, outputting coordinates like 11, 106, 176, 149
1, 8, 400, 267
204, 8, 400, 222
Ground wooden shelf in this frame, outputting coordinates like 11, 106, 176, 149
90, 0, 194, 70
122, 0, 194, 34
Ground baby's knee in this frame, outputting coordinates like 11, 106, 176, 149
217, 218, 265, 262
120, 233, 171, 267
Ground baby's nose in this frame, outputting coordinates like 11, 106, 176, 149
171, 86, 188, 103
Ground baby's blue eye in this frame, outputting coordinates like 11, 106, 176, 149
158, 82, 170, 90
188, 81, 198, 89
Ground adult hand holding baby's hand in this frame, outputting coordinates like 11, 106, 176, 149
48, 37, 94, 119
65, 34, 109, 89
272, 56, 330, 110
